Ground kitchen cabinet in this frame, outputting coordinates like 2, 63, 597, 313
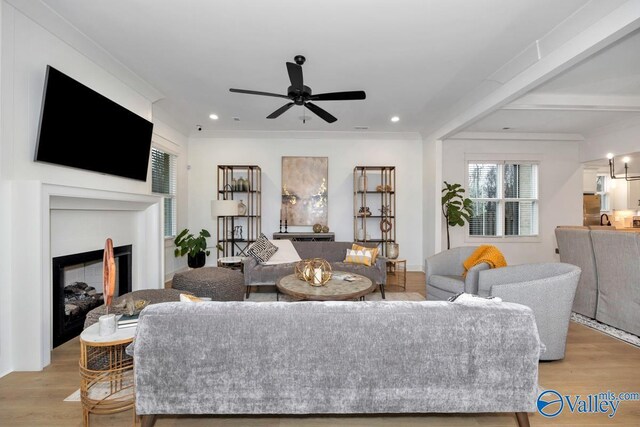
628, 180, 640, 210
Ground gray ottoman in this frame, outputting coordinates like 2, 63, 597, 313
172, 267, 244, 301
84, 288, 187, 328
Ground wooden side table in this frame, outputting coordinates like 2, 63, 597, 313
79, 322, 136, 426
386, 259, 407, 290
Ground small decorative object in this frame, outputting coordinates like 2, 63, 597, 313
386, 242, 399, 259
231, 178, 238, 191
358, 174, 367, 192
357, 227, 365, 241
234, 225, 243, 240
379, 205, 391, 216
376, 184, 393, 192
120, 294, 150, 316
321, 225, 329, 233
380, 218, 393, 232
313, 223, 323, 233
237, 177, 246, 192
358, 207, 372, 217
442, 181, 473, 250
294, 258, 332, 286
237, 199, 247, 215
174, 228, 211, 268
98, 313, 117, 336
99, 237, 116, 336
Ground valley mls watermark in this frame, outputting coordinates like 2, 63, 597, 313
537, 389, 640, 418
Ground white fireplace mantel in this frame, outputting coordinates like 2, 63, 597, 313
10, 181, 163, 371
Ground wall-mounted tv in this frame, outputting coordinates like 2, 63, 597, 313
35, 66, 154, 181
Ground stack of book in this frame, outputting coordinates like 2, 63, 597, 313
117, 314, 139, 329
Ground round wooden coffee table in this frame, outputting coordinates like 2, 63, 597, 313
276, 271, 376, 301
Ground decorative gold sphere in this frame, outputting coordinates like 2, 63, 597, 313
313, 223, 323, 233
294, 258, 332, 286
321, 225, 329, 233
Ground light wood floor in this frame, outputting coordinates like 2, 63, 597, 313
1, 272, 639, 426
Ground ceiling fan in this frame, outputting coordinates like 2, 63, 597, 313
229, 55, 366, 123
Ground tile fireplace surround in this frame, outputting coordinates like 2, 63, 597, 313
8, 182, 163, 371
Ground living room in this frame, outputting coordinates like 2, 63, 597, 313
1, 1, 639, 426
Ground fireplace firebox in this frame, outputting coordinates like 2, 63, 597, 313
52, 245, 132, 347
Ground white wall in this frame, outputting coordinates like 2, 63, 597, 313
151, 119, 190, 280
421, 138, 442, 267
188, 133, 424, 270
0, 3, 186, 373
441, 139, 582, 265
581, 120, 640, 163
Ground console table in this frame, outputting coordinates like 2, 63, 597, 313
272, 232, 335, 241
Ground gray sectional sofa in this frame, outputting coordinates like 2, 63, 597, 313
130, 300, 541, 426
243, 241, 387, 298
556, 227, 640, 336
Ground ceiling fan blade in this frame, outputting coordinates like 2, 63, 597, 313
229, 88, 289, 99
305, 102, 337, 123
309, 91, 366, 101
286, 62, 304, 91
267, 102, 295, 119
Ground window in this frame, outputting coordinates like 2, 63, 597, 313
151, 147, 177, 238
596, 174, 610, 211
468, 162, 538, 237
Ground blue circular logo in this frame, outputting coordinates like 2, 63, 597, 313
537, 390, 564, 417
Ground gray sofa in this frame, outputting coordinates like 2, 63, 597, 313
130, 301, 541, 426
425, 246, 491, 300
556, 227, 640, 336
243, 241, 387, 298
477, 262, 581, 361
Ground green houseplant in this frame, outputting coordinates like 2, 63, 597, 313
174, 228, 211, 268
441, 181, 474, 250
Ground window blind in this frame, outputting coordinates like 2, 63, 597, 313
151, 147, 177, 237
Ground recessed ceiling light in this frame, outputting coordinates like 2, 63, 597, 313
233, 117, 240, 121
209, 114, 219, 120
390, 116, 400, 123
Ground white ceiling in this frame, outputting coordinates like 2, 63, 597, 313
461, 29, 640, 137
40, 0, 590, 134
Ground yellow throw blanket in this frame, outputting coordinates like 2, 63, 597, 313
463, 245, 507, 276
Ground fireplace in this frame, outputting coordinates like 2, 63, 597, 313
52, 245, 132, 347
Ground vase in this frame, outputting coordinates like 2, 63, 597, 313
237, 200, 247, 216
188, 252, 206, 268
231, 178, 238, 192
358, 175, 367, 192
386, 242, 399, 259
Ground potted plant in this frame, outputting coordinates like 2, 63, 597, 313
441, 181, 474, 250
174, 228, 211, 268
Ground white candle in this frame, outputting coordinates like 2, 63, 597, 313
313, 268, 322, 284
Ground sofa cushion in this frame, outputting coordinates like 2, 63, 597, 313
352, 243, 379, 263
247, 233, 278, 262
261, 239, 301, 265
429, 274, 465, 293
344, 248, 373, 266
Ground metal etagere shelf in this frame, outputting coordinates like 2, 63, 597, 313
353, 166, 396, 257
216, 165, 262, 257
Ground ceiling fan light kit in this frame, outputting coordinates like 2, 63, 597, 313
229, 55, 366, 123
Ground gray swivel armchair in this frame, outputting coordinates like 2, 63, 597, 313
477, 263, 581, 361
425, 246, 491, 300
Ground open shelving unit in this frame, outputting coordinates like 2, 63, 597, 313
353, 166, 396, 256
215, 165, 261, 257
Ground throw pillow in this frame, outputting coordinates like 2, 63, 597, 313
352, 243, 379, 263
344, 248, 373, 266
247, 233, 279, 262
179, 293, 203, 302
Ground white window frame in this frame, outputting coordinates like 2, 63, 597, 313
465, 156, 541, 243
150, 145, 178, 239
595, 174, 610, 212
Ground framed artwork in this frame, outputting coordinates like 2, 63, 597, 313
281, 156, 328, 225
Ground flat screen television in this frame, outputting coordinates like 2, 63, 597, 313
35, 65, 154, 181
